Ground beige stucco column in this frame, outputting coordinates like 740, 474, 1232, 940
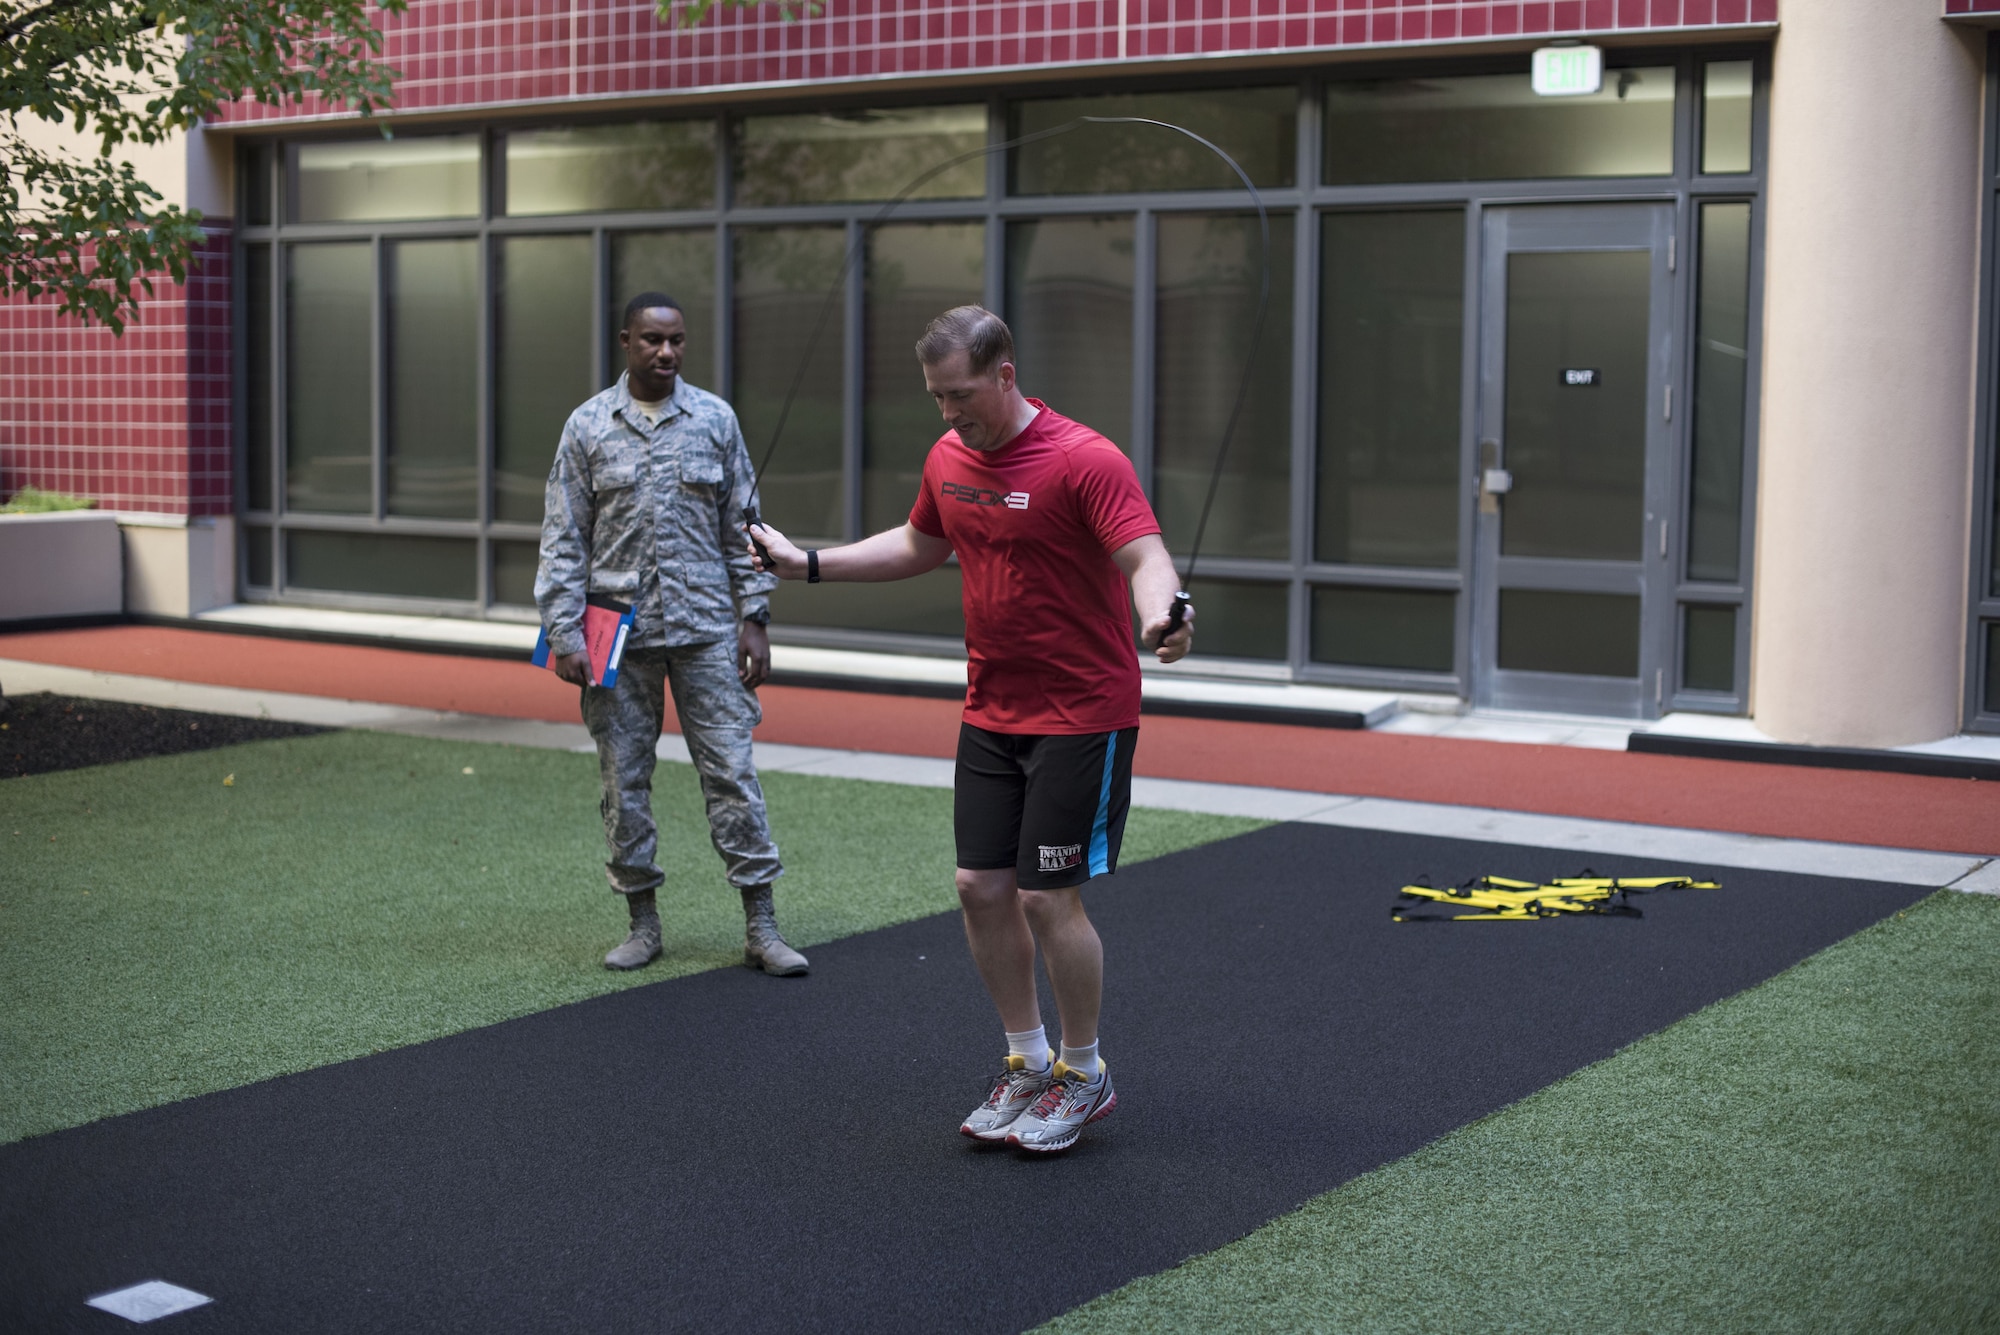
1751, 3, 1985, 746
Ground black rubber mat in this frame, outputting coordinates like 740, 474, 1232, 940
1, 823, 1932, 1333
0, 693, 325, 779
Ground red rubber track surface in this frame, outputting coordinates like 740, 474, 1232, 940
5, 625, 1996, 856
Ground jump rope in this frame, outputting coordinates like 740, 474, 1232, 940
741, 116, 1270, 639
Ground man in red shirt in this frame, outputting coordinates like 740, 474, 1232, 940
750, 305, 1193, 1153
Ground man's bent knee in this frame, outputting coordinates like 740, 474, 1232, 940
956, 866, 1018, 911
1019, 885, 1085, 929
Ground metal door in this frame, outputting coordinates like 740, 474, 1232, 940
1471, 203, 1677, 717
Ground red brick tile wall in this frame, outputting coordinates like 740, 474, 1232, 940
0, 231, 233, 517
1946, 0, 2000, 15
218, 0, 1779, 125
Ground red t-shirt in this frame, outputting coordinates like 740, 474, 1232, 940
908, 401, 1161, 734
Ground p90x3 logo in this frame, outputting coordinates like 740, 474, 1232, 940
941, 481, 1030, 510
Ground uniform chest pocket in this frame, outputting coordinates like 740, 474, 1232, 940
678, 453, 724, 491
595, 462, 640, 496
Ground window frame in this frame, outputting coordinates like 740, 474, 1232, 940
230, 52, 1768, 709
1966, 33, 2000, 733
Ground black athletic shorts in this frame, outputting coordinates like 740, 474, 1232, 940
954, 722, 1138, 890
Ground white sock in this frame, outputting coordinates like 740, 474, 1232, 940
1060, 1040, 1101, 1080
1006, 1027, 1051, 1071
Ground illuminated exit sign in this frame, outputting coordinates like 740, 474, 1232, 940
1532, 45, 1603, 97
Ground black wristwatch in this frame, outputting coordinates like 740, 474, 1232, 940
807, 550, 821, 584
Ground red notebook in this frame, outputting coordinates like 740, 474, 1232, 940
531, 596, 635, 688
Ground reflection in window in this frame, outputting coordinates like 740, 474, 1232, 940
505, 122, 716, 215
1317, 211, 1464, 568
1006, 217, 1133, 450
1688, 203, 1751, 583
1178, 578, 1288, 661
287, 531, 476, 600
243, 244, 273, 512
1701, 62, 1753, 174
1987, 624, 2000, 713
286, 243, 373, 514
1012, 87, 1297, 195
1325, 68, 1674, 183
386, 239, 480, 519
770, 565, 966, 640
242, 145, 273, 227
610, 231, 718, 392
734, 226, 847, 541
1311, 586, 1455, 673
1499, 589, 1640, 678
245, 525, 274, 588
1155, 213, 1293, 561
293, 136, 480, 223
492, 540, 541, 606
864, 223, 984, 534
1501, 249, 1651, 562
734, 107, 984, 206
1682, 604, 1736, 693
496, 235, 595, 525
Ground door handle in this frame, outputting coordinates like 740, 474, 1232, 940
1477, 439, 1507, 514
1481, 468, 1514, 496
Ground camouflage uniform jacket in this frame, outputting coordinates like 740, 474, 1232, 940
536, 373, 774, 657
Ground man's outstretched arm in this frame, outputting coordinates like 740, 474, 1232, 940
1112, 533, 1194, 664
749, 520, 953, 583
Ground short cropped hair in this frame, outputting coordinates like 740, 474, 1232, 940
622, 291, 683, 328
915, 305, 1014, 376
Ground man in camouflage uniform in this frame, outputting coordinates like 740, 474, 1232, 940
536, 291, 808, 977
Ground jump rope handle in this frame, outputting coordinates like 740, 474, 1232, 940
1164, 590, 1192, 638
743, 505, 772, 569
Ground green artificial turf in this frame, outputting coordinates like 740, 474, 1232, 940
0, 729, 1261, 1145
1041, 889, 2000, 1334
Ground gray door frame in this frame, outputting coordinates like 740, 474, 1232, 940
1470, 202, 1678, 718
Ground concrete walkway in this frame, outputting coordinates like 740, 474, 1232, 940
6, 655, 1993, 896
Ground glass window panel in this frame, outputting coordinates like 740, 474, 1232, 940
1005, 217, 1133, 451
733, 226, 847, 541
1986, 623, 2000, 714
285, 242, 373, 514
1317, 211, 1464, 568
610, 231, 718, 392
1324, 68, 1674, 184
242, 144, 272, 227
495, 235, 595, 525
1702, 61, 1754, 174
1689, 203, 1752, 583
492, 539, 541, 606
1177, 578, 1288, 661
386, 238, 479, 519
1011, 87, 1297, 195
505, 121, 716, 216
864, 222, 984, 534
768, 566, 965, 639
1682, 603, 1736, 694
1155, 213, 1293, 561
286, 531, 475, 600
733, 106, 985, 206
243, 243, 274, 512
1498, 589, 1640, 678
1311, 586, 1456, 673
292, 136, 480, 223
244, 525, 274, 588
1992, 451, 2000, 599
1501, 249, 1651, 562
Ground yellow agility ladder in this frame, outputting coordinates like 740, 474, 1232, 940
1392, 873, 1721, 922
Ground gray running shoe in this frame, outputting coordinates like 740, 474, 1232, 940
960, 1052, 1057, 1142
1006, 1059, 1116, 1153
603, 914, 662, 971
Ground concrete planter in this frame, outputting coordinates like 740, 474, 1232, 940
0, 511, 123, 622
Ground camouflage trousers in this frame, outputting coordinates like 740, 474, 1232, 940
580, 640, 782, 897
